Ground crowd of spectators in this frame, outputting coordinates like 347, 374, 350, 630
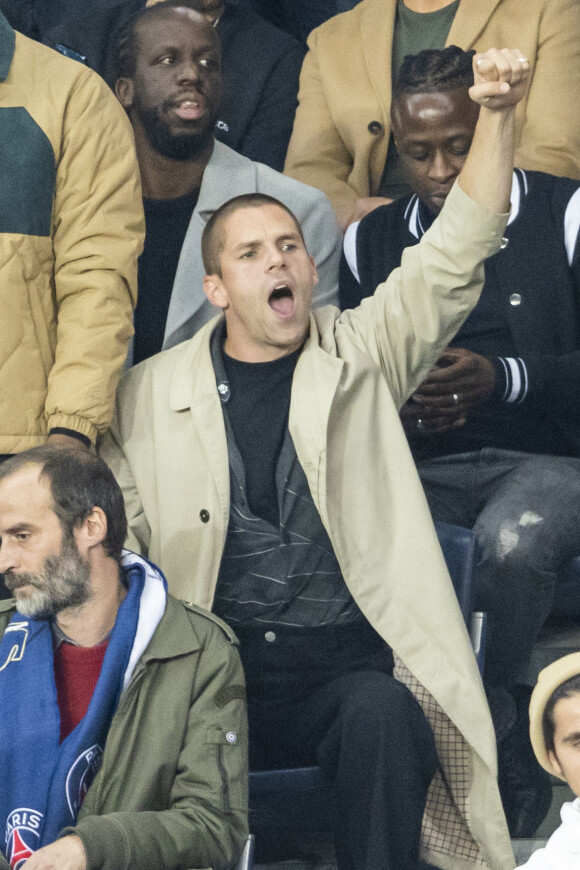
0, 1, 579, 868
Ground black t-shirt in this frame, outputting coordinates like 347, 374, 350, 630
222, 348, 300, 526
135, 190, 199, 365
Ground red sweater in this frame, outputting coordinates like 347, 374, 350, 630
54, 640, 109, 741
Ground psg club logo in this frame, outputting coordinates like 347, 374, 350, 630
0, 622, 29, 673
5, 808, 42, 870
65, 744, 103, 817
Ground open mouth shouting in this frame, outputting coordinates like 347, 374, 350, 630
268, 283, 296, 319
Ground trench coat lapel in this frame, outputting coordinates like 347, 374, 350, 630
447, 0, 503, 49
289, 317, 343, 495
168, 325, 230, 531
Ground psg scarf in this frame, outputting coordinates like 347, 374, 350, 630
0, 553, 167, 869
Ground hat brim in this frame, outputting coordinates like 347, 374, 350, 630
529, 652, 580, 773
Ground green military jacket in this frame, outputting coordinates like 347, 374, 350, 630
0, 594, 248, 870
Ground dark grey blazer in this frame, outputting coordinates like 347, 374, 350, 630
214, 1, 305, 170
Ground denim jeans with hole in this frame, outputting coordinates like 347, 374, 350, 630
418, 449, 580, 686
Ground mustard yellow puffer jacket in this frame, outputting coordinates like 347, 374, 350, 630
0, 14, 143, 452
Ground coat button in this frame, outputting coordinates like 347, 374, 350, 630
200, 509, 210, 523
265, 631, 276, 642
367, 120, 383, 135
509, 293, 522, 306
217, 382, 230, 402
500, 237, 509, 249
226, 731, 237, 744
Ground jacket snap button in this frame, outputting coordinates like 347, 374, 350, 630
226, 731, 237, 744
367, 120, 383, 135
200, 509, 210, 523
265, 630, 276, 642
500, 237, 509, 249
509, 293, 522, 306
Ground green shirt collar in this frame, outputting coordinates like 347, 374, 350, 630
0, 11, 15, 82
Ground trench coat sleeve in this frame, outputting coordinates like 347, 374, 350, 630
64, 623, 249, 870
45, 67, 143, 443
338, 182, 509, 409
100, 419, 151, 558
512, 0, 580, 181
284, 29, 359, 230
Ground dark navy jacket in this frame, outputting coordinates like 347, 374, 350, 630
341, 170, 580, 454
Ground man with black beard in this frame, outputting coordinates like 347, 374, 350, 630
0, 446, 247, 870
114, 0, 341, 365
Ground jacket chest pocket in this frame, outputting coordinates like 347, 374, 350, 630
0, 107, 55, 235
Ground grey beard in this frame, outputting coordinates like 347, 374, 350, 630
7, 541, 91, 620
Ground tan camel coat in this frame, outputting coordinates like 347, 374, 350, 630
285, 0, 580, 228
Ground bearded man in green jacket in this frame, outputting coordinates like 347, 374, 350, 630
0, 446, 248, 870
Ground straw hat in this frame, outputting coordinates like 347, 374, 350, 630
529, 651, 580, 774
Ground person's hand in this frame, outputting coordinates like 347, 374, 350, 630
400, 399, 467, 435
402, 347, 496, 434
23, 836, 86, 870
469, 48, 530, 111
350, 196, 394, 225
47, 433, 89, 450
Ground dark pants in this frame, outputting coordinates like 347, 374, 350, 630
418, 449, 580, 685
238, 623, 438, 870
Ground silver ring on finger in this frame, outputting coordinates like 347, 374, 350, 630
452, 393, 460, 405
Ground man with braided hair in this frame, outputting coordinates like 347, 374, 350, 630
284, 0, 580, 231
342, 44, 580, 837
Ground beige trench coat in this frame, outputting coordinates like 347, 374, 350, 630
101, 183, 514, 869
284, 0, 580, 228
